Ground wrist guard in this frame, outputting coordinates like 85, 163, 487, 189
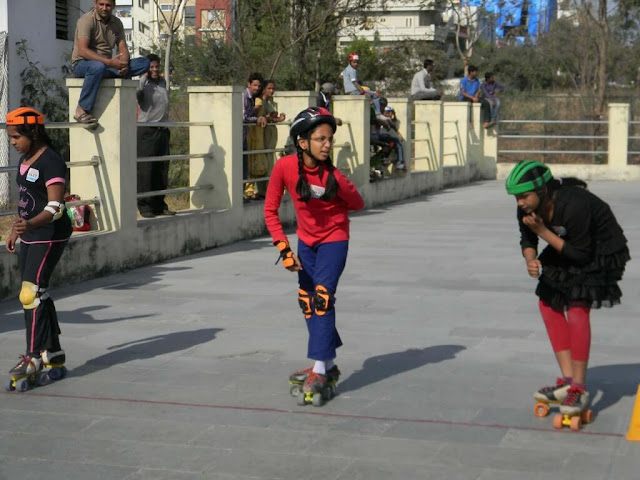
275, 240, 295, 269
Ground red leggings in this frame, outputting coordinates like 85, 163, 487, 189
538, 300, 591, 362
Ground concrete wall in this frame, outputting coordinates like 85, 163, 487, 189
0, 81, 496, 301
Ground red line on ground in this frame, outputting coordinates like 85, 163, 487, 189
4, 391, 623, 438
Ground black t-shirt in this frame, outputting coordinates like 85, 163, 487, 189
16, 147, 72, 242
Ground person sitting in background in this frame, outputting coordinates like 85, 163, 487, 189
317, 82, 343, 126
411, 59, 442, 101
371, 100, 406, 171
341, 53, 390, 127
480, 72, 505, 128
72, 0, 150, 124
459, 65, 492, 128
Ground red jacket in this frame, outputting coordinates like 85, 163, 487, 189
264, 154, 364, 247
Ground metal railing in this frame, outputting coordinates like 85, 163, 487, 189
497, 119, 608, 159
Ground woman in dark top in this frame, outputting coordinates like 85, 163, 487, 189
4, 107, 72, 379
505, 160, 629, 416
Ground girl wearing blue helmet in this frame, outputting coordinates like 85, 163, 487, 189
505, 160, 629, 419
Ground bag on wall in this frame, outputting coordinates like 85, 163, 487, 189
64, 194, 91, 232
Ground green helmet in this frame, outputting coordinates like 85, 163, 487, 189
505, 160, 553, 195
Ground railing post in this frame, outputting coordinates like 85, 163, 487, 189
331, 95, 370, 188
188, 86, 243, 211
67, 78, 138, 232
386, 97, 412, 172
414, 101, 442, 171
469, 103, 482, 173
481, 122, 499, 180
608, 103, 629, 171
442, 102, 469, 167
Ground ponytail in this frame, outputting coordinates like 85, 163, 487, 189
320, 158, 338, 201
295, 145, 312, 203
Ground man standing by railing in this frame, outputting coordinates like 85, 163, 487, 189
136, 54, 174, 218
71, 0, 150, 124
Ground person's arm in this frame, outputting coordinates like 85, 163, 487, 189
264, 159, 288, 243
334, 170, 364, 211
75, 36, 121, 68
116, 39, 130, 75
12, 183, 65, 235
136, 75, 148, 103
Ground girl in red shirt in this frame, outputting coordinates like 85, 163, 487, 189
264, 107, 364, 405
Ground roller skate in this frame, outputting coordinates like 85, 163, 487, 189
289, 365, 340, 401
5, 350, 67, 393
533, 378, 571, 418
553, 386, 593, 431
290, 367, 340, 407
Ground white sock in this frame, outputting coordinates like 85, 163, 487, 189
326, 359, 335, 370
313, 360, 326, 375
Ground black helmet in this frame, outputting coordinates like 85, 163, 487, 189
290, 106, 336, 144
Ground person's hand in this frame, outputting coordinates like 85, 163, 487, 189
118, 66, 129, 77
275, 240, 303, 272
522, 212, 547, 235
257, 116, 267, 127
527, 258, 542, 278
278, 113, 286, 122
5, 231, 18, 254
12, 218, 30, 236
472, 96, 479, 103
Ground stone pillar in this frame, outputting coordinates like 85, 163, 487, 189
414, 101, 442, 171
442, 102, 469, 167
331, 95, 370, 188
608, 104, 629, 171
67, 78, 138, 232
468, 103, 483, 173
386, 97, 412, 171
272, 91, 316, 152
188, 86, 243, 211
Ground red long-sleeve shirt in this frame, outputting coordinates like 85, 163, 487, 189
264, 154, 364, 247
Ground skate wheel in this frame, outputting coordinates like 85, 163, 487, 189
36, 372, 51, 386
534, 403, 550, 418
312, 393, 324, 407
49, 368, 61, 381
15, 378, 30, 393
296, 392, 307, 406
322, 387, 332, 401
4, 379, 15, 391
552, 414, 563, 429
581, 409, 594, 424
570, 416, 582, 431
60, 366, 68, 378
290, 384, 301, 397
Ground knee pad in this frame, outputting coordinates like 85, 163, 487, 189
298, 288, 313, 319
19, 281, 40, 310
314, 285, 334, 316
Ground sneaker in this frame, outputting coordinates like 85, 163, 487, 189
139, 210, 156, 219
9, 355, 42, 376
302, 371, 327, 394
533, 378, 570, 403
559, 386, 589, 415
395, 162, 406, 171
41, 349, 65, 366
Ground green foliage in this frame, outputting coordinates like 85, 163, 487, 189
16, 40, 70, 160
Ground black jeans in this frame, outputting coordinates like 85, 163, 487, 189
462, 97, 492, 124
137, 127, 170, 214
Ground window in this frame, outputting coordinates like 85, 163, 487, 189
55, 0, 68, 40
160, 4, 175, 11
139, 21, 150, 35
138, 0, 150, 10
201, 9, 226, 30
185, 6, 196, 27
419, 11, 437, 26
405, 17, 413, 27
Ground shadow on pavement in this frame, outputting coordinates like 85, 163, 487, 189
71, 328, 223, 377
338, 344, 466, 395
588, 363, 640, 413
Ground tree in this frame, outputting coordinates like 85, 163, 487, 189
152, 0, 189, 88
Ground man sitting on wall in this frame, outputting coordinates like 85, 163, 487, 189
411, 59, 442, 101
71, 0, 150, 124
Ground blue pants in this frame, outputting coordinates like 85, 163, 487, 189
297, 240, 348, 361
349, 90, 382, 115
74, 57, 151, 113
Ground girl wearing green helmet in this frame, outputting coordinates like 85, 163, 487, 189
506, 160, 630, 419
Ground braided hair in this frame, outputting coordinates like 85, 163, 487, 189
295, 131, 339, 202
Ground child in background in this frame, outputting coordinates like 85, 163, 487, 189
262, 80, 286, 192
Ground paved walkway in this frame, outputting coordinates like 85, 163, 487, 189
1, 180, 639, 480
